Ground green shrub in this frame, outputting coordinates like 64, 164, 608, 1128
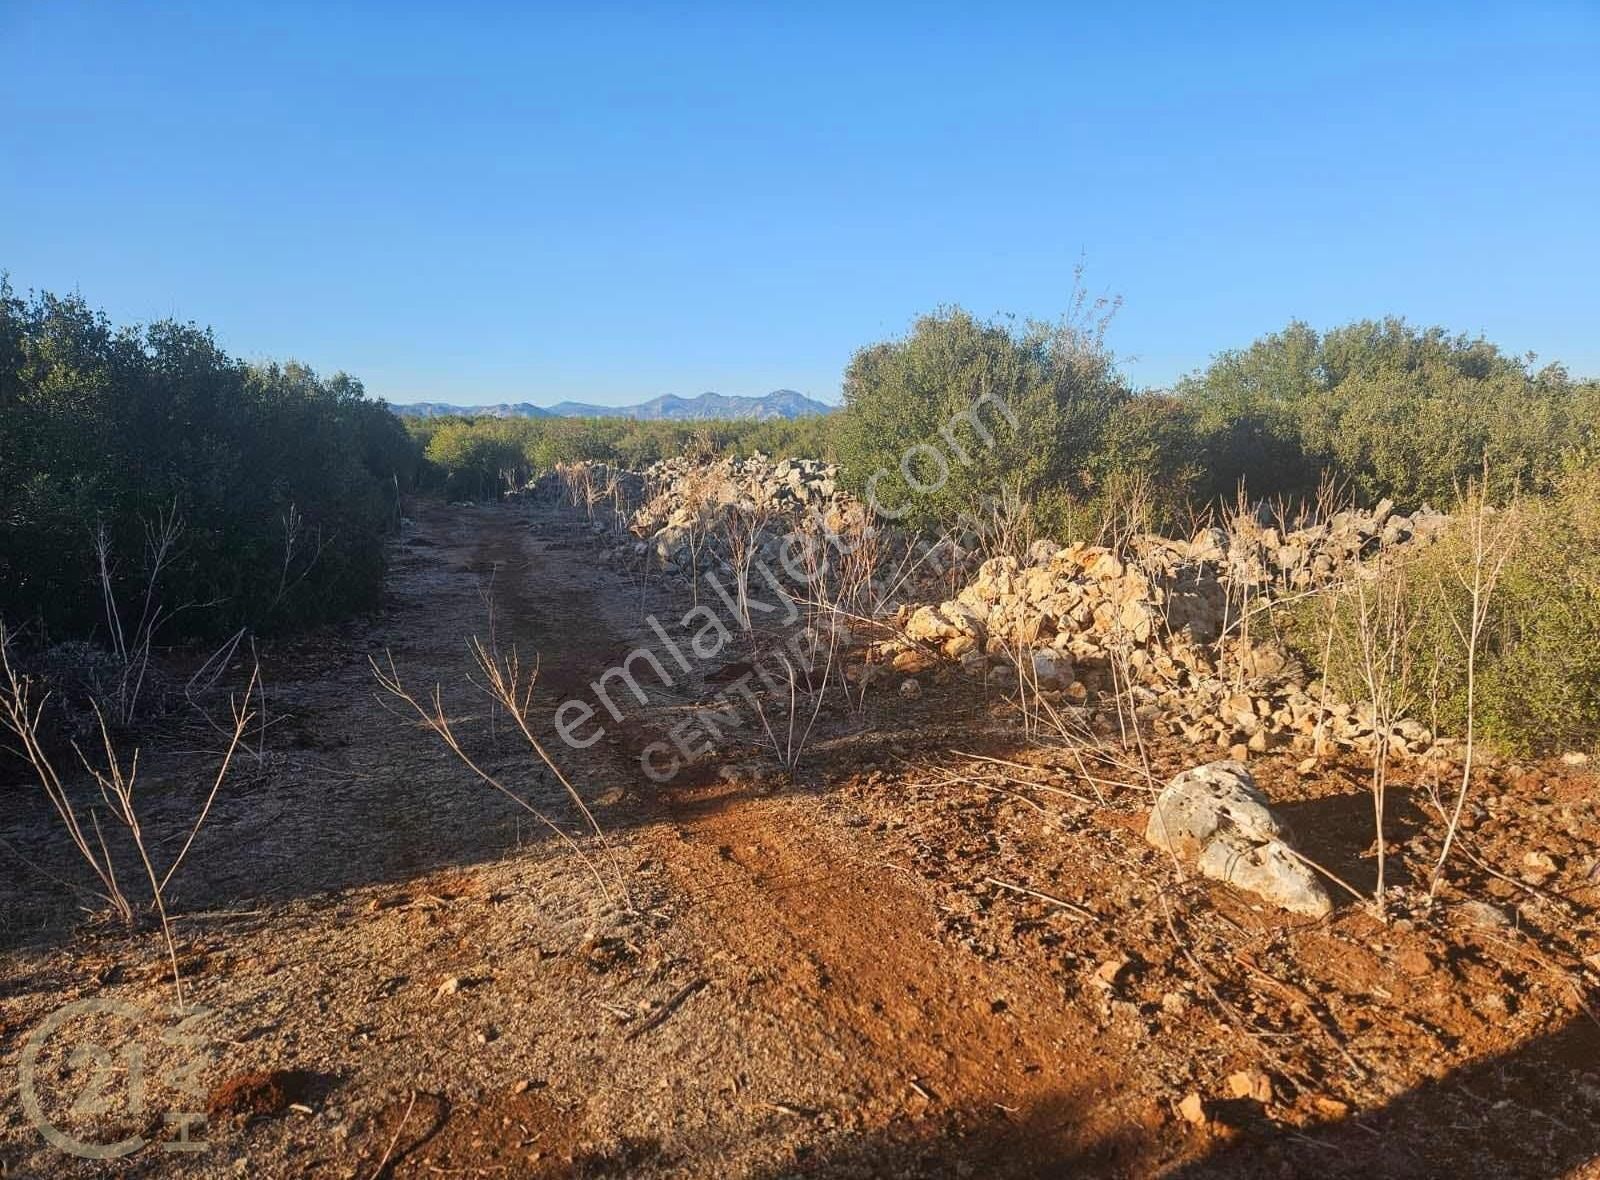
424, 417, 530, 499
1469, 472, 1600, 752
0, 281, 420, 639
1282, 470, 1600, 755
1179, 317, 1593, 507
1175, 320, 1323, 503
411, 410, 846, 495
832, 307, 1131, 531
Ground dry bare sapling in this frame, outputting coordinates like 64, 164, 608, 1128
372, 640, 631, 910
0, 625, 258, 1009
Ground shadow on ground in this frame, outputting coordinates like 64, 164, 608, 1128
752, 1017, 1600, 1179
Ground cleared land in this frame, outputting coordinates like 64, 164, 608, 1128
2, 499, 1597, 1179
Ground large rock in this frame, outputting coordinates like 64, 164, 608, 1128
1145, 761, 1332, 917
1030, 648, 1073, 688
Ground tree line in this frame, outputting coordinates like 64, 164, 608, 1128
1, 281, 423, 641
7, 282, 1596, 659
421, 308, 1599, 534
407, 413, 840, 500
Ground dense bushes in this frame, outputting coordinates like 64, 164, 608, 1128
1471, 473, 1600, 752
825, 309, 1596, 532
416, 310, 1597, 542
0, 282, 421, 640
1177, 318, 1597, 506
1280, 470, 1600, 756
410, 412, 842, 500
832, 307, 1148, 533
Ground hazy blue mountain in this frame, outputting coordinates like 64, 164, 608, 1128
391, 389, 832, 420
390, 401, 552, 419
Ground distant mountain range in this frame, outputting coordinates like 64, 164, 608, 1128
391, 389, 833, 421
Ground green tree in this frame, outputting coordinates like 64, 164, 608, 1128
833, 307, 1130, 531
0, 280, 421, 638
1178, 317, 1591, 506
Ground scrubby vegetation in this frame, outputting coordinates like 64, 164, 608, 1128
406, 303, 1599, 761
418, 308, 1596, 532
834, 309, 1599, 529
1175, 318, 1599, 506
831, 305, 1140, 533
409, 413, 841, 500
0, 282, 422, 640
12, 280, 1594, 757
1283, 469, 1600, 756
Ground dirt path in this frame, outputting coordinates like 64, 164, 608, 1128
420, 501, 1157, 1175
6, 500, 1595, 1179
1, 499, 1165, 1178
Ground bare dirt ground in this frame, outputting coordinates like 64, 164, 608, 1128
2, 499, 1598, 1178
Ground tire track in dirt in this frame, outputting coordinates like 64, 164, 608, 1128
650, 774, 1162, 1173
460, 501, 1166, 1174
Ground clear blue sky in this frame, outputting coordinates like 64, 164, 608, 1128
3, 2, 1596, 406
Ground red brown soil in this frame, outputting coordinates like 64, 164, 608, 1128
0, 499, 1596, 1178
207, 1069, 319, 1121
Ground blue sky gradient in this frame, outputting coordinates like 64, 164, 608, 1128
2, 1, 1595, 406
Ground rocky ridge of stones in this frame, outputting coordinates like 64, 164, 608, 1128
625, 453, 851, 569
1152, 496, 1450, 594
531, 457, 1449, 761
876, 513, 1446, 759
547, 454, 974, 598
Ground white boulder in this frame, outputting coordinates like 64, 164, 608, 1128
1146, 761, 1332, 918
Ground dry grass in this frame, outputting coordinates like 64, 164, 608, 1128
0, 622, 257, 1007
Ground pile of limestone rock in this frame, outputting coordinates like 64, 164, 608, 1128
532, 455, 1448, 760
1143, 497, 1450, 593
876, 530, 1440, 760
624, 453, 847, 567
540, 455, 978, 609
599, 455, 980, 602
630, 450, 844, 524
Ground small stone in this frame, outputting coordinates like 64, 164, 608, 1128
1457, 900, 1511, 929
891, 647, 937, 674
1475, 991, 1509, 1016
1396, 947, 1434, 976
435, 976, 461, 998
1178, 1092, 1207, 1125
1161, 991, 1191, 1017
1110, 999, 1141, 1023
1226, 1069, 1274, 1104
1560, 751, 1590, 767
1521, 850, 1559, 883
1147, 761, 1332, 917
1313, 1095, 1350, 1119
1030, 648, 1073, 688
1296, 756, 1319, 776
943, 634, 979, 659
1093, 955, 1130, 990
